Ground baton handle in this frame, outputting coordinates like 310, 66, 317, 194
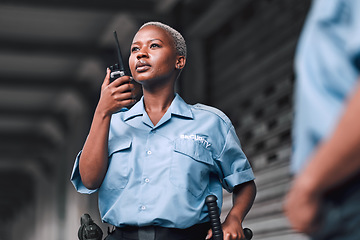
206, 195, 223, 240
205, 195, 253, 240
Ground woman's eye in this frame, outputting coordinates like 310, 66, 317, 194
150, 43, 160, 48
131, 47, 139, 52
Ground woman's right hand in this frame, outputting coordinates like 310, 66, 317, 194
79, 69, 139, 189
96, 68, 138, 116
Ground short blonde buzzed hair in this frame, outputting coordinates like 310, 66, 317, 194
140, 22, 187, 58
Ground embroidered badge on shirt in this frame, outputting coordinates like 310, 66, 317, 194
180, 134, 211, 148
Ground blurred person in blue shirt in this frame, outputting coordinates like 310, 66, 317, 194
71, 22, 256, 240
284, 0, 360, 239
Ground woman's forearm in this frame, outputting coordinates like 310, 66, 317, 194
229, 181, 257, 222
219, 181, 256, 240
79, 70, 137, 189
79, 109, 111, 190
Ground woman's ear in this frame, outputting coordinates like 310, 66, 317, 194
175, 56, 186, 70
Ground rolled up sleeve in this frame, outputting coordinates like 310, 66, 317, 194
70, 151, 98, 194
217, 126, 255, 192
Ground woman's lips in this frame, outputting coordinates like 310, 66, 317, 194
135, 60, 151, 72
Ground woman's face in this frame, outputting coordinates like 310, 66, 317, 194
129, 25, 181, 85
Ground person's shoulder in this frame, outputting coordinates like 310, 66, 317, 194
191, 103, 232, 126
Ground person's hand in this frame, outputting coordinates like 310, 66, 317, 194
206, 215, 247, 240
222, 215, 247, 240
96, 68, 139, 116
284, 177, 322, 234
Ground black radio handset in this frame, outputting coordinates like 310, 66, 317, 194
109, 31, 126, 82
78, 213, 103, 240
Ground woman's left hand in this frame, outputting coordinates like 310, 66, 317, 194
222, 215, 247, 240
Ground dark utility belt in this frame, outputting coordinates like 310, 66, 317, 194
110, 222, 210, 240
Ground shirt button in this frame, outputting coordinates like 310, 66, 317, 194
145, 178, 150, 183
147, 150, 152, 155
141, 206, 146, 210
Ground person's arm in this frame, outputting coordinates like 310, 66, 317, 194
79, 68, 136, 189
206, 180, 256, 240
223, 181, 256, 240
284, 79, 360, 234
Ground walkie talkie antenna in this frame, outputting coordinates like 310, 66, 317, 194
113, 31, 125, 72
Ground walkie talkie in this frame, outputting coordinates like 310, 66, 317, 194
78, 213, 103, 240
109, 31, 126, 82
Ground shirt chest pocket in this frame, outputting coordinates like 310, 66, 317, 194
170, 138, 213, 197
102, 137, 132, 190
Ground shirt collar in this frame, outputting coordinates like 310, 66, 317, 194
123, 97, 144, 121
123, 93, 193, 122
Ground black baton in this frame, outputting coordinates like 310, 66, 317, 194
205, 195, 253, 240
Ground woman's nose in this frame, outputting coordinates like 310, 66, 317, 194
136, 50, 148, 59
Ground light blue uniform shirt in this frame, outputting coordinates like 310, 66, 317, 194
292, 0, 360, 173
71, 94, 254, 228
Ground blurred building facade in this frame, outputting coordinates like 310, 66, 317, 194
0, 0, 311, 239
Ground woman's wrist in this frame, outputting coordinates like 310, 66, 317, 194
94, 104, 112, 120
